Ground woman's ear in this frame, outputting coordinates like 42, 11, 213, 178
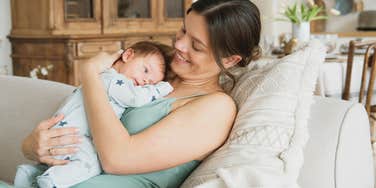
221, 55, 242, 69
121, 48, 135, 62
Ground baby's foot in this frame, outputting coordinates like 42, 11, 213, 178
14, 164, 47, 188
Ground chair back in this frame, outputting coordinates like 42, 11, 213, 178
342, 40, 376, 115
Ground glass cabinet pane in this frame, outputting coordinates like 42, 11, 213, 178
65, 0, 94, 19
165, 0, 184, 18
118, 0, 151, 18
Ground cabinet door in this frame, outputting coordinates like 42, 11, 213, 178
11, 38, 71, 84
103, 0, 158, 34
156, 0, 191, 33
52, 0, 102, 35
13, 59, 70, 84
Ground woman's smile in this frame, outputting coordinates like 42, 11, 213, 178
174, 52, 190, 64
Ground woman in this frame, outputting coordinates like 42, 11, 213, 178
20, 0, 261, 187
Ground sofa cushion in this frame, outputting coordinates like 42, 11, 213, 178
0, 76, 74, 183
181, 40, 326, 188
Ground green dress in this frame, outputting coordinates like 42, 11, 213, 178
72, 97, 201, 188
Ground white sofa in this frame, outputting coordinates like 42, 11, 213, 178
0, 75, 374, 188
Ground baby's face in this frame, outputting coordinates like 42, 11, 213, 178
118, 54, 164, 86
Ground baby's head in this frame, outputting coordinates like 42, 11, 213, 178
113, 41, 173, 86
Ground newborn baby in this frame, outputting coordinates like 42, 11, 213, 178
15, 41, 174, 188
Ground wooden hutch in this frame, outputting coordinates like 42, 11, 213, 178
9, 0, 191, 85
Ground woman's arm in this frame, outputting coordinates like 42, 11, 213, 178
22, 114, 81, 165
80, 52, 237, 174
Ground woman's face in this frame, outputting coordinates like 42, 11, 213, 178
171, 11, 221, 82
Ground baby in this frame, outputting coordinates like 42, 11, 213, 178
14, 41, 174, 188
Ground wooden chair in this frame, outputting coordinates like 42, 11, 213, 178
342, 40, 376, 142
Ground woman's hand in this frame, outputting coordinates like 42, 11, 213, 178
22, 114, 81, 165
79, 49, 124, 75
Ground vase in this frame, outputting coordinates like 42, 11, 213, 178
292, 22, 311, 43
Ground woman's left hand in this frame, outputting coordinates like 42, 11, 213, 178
79, 49, 124, 75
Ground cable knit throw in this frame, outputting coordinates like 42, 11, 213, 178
181, 40, 326, 188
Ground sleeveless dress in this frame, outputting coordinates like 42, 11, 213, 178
71, 96, 201, 188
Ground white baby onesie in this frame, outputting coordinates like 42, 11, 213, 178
14, 68, 173, 188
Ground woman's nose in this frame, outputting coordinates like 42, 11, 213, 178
174, 34, 188, 53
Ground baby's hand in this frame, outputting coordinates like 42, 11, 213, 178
156, 82, 174, 96
80, 50, 124, 75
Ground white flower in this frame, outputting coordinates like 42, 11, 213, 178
40, 67, 48, 76
29, 68, 39, 79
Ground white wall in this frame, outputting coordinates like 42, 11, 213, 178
252, 0, 292, 39
0, 0, 12, 75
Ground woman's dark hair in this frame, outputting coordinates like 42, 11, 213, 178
187, 0, 261, 89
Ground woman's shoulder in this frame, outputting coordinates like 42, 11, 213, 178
199, 91, 235, 104
185, 92, 237, 114
170, 91, 237, 118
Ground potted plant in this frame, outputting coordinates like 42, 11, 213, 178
278, 0, 339, 43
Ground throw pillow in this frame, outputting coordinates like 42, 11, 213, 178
180, 40, 326, 188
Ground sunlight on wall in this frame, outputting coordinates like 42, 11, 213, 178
0, 0, 12, 75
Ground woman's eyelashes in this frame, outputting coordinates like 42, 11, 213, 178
181, 27, 186, 34
180, 26, 201, 52
177, 27, 186, 39
192, 41, 201, 51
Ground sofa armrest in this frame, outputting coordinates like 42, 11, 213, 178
0, 76, 74, 183
298, 96, 374, 188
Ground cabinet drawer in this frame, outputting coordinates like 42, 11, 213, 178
77, 41, 122, 57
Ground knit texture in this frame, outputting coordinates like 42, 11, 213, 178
181, 40, 326, 188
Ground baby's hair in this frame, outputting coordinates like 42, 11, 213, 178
129, 41, 174, 81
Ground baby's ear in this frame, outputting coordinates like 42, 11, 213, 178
122, 48, 135, 62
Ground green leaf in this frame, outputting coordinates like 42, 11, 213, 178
301, 4, 307, 20
278, 1, 329, 24
304, 6, 321, 21
286, 12, 299, 23
292, 3, 297, 14
284, 8, 299, 23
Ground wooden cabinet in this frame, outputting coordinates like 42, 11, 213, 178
52, 0, 102, 35
103, 0, 158, 34
10, 0, 191, 85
